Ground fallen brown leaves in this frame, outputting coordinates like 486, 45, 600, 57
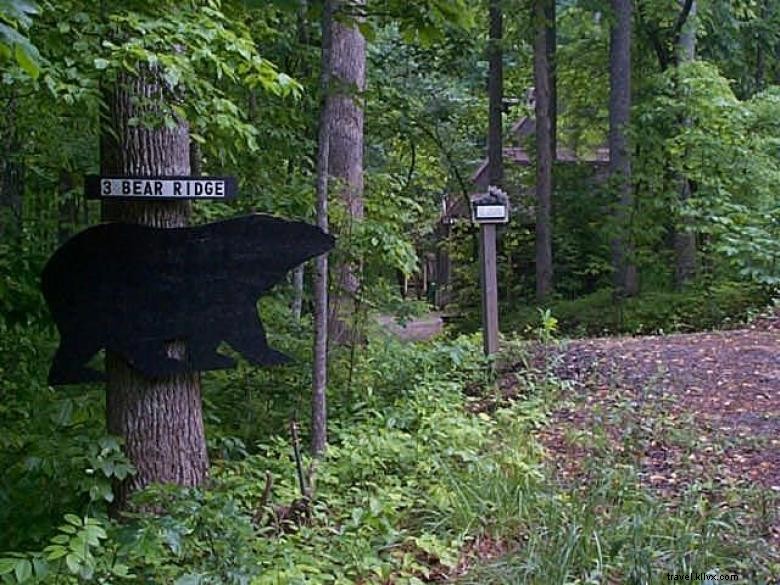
514, 314, 779, 547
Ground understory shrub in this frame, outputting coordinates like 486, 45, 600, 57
0, 334, 547, 584
502, 280, 774, 337
2, 323, 776, 583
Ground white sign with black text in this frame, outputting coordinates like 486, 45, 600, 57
85, 175, 238, 200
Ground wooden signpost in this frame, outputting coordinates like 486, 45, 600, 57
41, 173, 336, 385
471, 186, 509, 356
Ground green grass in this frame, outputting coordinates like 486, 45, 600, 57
457, 341, 779, 584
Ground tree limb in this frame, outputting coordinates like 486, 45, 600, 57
672, 0, 695, 45
416, 122, 471, 213
635, 0, 671, 70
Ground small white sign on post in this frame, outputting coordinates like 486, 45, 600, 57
471, 186, 510, 356
471, 188, 510, 224
475, 205, 507, 221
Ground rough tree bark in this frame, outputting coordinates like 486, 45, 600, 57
292, 266, 305, 323
487, 0, 503, 191
673, 0, 697, 288
327, 0, 365, 346
754, 0, 768, 92
291, 0, 308, 325
312, 0, 334, 457
546, 0, 557, 154
609, 0, 639, 297
479, 0, 503, 357
534, 0, 555, 301
100, 68, 208, 511
57, 170, 78, 244
0, 94, 23, 240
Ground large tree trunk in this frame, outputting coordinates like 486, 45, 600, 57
100, 68, 208, 511
327, 0, 365, 346
312, 0, 334, 457
534, 0, 555, 301
673, 0, 697, 288
609, 0, 638, 297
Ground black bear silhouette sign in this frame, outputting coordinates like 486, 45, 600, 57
42, 214, 334, 385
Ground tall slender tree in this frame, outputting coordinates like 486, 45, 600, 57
609, 0, 638, 297
635, 0, 698, 286
674, 0, 697, 288
100, 67, 208, 511
291, 0, 311, 323
479, 0, 503, 357
533, 0, 555, 301
487, 0, 503, 191
328, 0, 366, 346
0, 94, 23, 239
547, 0, 556, 154
312, 0, 334, 457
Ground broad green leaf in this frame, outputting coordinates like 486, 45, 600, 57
14, 559, 32, 583
64, 553, 80, 574
14, 42, 38, 78
32, 558, 48, 579
64, 513, 82, 526
0, 558, 17, 575
43, 545, 68, 561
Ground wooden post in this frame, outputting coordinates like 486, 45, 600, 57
479, 223, 499, 355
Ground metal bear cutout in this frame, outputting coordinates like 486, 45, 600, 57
42, 214, 334, 385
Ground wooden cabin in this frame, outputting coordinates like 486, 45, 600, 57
423, 115, 609, 309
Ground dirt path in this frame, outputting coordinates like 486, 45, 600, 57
527, 313, 779, 541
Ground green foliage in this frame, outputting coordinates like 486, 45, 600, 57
0, 321, 135, 551
0, 237, 135, 551
1, 331, 538, 584
0, 238, 49, 327
2, 307, 777, 582
0, 0, 41, 77
636, 62, 780, 286
503, 281, 773, 337
699, 0, 780, 98
357, 0, 477, 46
534, 307, 559, 343
0, 515, 133, 583
97, 1, 298, 157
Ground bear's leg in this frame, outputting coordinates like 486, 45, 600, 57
188, 339, 236, 372
225, 313, 290, 366
48, 336, 104, 385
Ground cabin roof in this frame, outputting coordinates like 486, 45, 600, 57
470, 145, 610, 184
441, 116, 610, 223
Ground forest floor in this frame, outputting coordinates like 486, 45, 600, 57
522, 311, 780, 545
376, 312, 444, 341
